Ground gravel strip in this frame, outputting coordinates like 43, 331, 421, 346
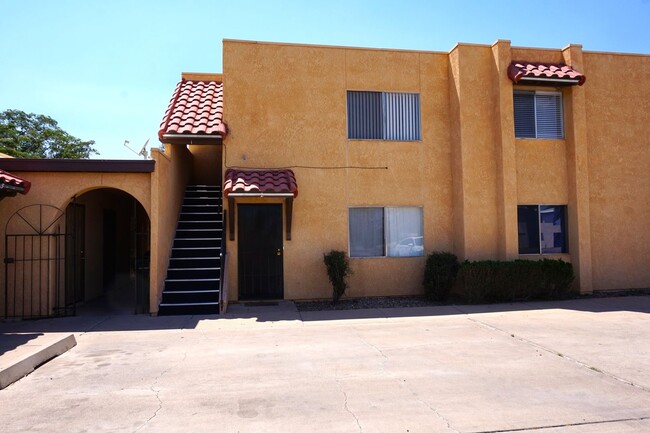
295, 296, 440, 311
294, 289, 650, 311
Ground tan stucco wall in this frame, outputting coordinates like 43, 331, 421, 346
223, 40, 454, 300
583, 51, 650, 291
189, 144, 222, 185
2, 40, 647, 313
222, 39, 649, 299
149, 144, 192, 312
448, 43, 501, 260
0, 172, 151, 216
516, 139, 568, 204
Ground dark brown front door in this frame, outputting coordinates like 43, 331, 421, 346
238, 204, 283, 300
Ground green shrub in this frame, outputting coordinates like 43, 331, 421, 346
323, 250, 352, 303
423, 251, 460, 301
457, 259, 575, 304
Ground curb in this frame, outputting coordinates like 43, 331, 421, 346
0, 334, 77, 389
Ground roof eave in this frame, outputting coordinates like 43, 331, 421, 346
160, 134, 224, 145
225, 192, 296, 198
518, 76, 584, 86
0, 182, 27, 195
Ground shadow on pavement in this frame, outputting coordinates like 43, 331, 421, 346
226, 295, 650, 323
0, 333, 43, 356
1, 296, 648, 333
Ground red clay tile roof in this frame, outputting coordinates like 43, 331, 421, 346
508, 62, 586, 86
224, 169, 298, 198
0, 169, 31, 195
158, 79, 226, 141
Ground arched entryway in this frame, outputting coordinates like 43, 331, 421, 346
66, 188, 150, 315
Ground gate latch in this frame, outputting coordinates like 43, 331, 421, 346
4, 257, 14, 264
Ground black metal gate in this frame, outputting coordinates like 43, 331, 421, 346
4, 204, 76, 319
238, 204, 284, 300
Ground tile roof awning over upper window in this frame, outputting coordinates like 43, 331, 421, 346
0, 169, 31, 197
158, 77, 226, 143
224, 169, 298, 198
508, 62, 586, 86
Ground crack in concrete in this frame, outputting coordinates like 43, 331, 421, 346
356, 332, 460, 432
133, 385, 164, 433
132, 350, 188, 432
467, 317, 650, 394
410, 392, 461, 433
81, 316, 112, 334
341, 387, 362, 433
471, 415, 650, 433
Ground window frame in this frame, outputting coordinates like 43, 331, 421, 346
513, 90, 564, 139
348, 206, 424, 258
346, 90, 422, 141
517, 204, 568, 255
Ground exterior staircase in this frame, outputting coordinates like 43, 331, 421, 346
158, 185, 223, 315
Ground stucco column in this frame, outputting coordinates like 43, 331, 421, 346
448, 47, 466, 259
491, 40, 519, 260
448, 43, 501, 260
562, 44, 594, 293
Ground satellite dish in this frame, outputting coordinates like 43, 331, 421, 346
123, 138, 150, 159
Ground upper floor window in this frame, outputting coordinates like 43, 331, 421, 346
517, 205, 567, 254
513, 90, 563, 139
347, 91, 421, 141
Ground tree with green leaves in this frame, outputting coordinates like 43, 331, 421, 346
0, 109, 98, 159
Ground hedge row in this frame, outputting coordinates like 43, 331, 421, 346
423, 252, 576, 304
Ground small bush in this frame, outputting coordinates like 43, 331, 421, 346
457, 258, 576, 304
423, 252, 460, 301
323, 250, 352, 303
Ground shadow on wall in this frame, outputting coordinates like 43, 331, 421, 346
70, 187, 150, 315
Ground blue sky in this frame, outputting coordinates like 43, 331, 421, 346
2, 0, 649, 159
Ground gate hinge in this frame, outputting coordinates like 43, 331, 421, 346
4, 257, 15, 264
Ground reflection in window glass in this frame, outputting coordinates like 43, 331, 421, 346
385, 207, 423, 257
517, 205, 567, 254
539, 205, 567, 254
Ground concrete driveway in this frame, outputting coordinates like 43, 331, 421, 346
1, 296, 649, 432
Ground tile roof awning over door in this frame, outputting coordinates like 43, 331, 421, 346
224, 169, 298, 198
508, 62, 586, 86
158, 76, 226, 144
0, 169, 31, 198
224, 169, 298, 241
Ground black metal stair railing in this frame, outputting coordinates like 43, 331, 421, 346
158, 185, 223, 315
219, 212, 228, 314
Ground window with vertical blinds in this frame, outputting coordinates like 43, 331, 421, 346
347, 91, 421, 140
514, 90, 563, 139
349, 207, 424, 258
